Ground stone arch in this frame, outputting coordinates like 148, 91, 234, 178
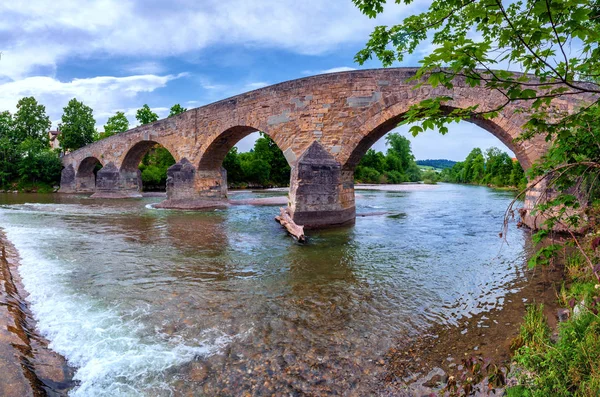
120, 140, 177, 172
341, 101, 538, 174
197, 125, 262, 171
117, 140, 177, 193
76, 156, 103, 193
184, 125, 293, 200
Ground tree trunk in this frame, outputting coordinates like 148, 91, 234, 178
275, 207, 306, 242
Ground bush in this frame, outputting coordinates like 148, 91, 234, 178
510, 303, 600, 396
17, 148, 62, 185
355, 166, 381, 183
140, 165, 166, 189
386, 170, 405, 184
422, 170, 439, 184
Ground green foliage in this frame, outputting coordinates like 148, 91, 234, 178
136, 104, 159, 125
0, 97, 62, 190
355, 166, 381, 183
17, 146, 63, 185
58, 98, 96, 151
441, 147, 525, 188
222, 133, 291, 187
354, 133, 422, 183
242, 158, 271, 186
139, 146, 176, 191
253, 133, 290, 185
168, 104, 187, 117
99, 111, 129, 140
511, 305, 600, 396
354, 0, 599, 135
422, 169, 439, 184
13, 97, 51, 146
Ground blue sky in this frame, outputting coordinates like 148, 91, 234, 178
0, 0, 513, 161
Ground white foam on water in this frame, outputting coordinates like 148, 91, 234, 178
0, 203, 126, 217
144, 203, 167, 211
2, 220, 230, 396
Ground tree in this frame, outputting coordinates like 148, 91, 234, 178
360, 149, 386, 170
0, 111, 14, 141
385, 133, 415, 171
58, 98, 96, 152
99, 111, 129, 140
136, 104, 159, 125
0, 111, 17, 186
354, 0, 599, 132
168, 104, 187, 117
139, 145, 176, 191
13, 97, 51, 146
223, 147, 245, 184
17, 143, 62, 185
242, 158, 270, 186
0, 99, 63, 189
462, 148, 484, 183
221, 133, 290, 187
253, 133, 290, 185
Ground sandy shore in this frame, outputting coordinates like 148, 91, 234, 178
0, 231, 75, 396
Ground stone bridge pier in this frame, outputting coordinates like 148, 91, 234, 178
154, 159, 228, 208
287, 141, 356, 228
60, 161, 144, 198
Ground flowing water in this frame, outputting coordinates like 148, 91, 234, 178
0, 184, 532, 396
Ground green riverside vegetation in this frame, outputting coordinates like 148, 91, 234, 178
354, 133, 422, 184
0, 96, 194, 192
223, 132, 291, 188
440, 147, 527, 189
0, 97, 62, 192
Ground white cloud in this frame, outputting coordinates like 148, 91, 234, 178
0, 0, 428, 80
125, 61, 166, 75
0, 73, 185, 129
245, 82, 269, 90
301, 66, 358, 75
319, 66, 357, 74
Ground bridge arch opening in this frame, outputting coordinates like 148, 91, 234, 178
121, 141, 176, 192
76, 157, 103, 192
200, 126, 291, 189
344, 106, 531, 177
296, 105, 535, 228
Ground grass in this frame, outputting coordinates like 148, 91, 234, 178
508, 285, 600, 396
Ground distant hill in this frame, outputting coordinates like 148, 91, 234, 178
416, 159, 457, 169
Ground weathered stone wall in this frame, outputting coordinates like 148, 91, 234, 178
288, 141, 355, 228
59, 68, 594, 228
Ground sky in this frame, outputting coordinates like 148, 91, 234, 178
0, 0, 514, 161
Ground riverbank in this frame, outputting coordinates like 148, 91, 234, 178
0, 231, 75, 396
380, 255, 564, 395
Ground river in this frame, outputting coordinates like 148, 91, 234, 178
0, 183, 535, 396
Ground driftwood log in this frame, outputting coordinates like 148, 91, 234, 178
275, 207, 306, 242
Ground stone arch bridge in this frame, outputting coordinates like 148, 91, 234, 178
59, 68, 589, 229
